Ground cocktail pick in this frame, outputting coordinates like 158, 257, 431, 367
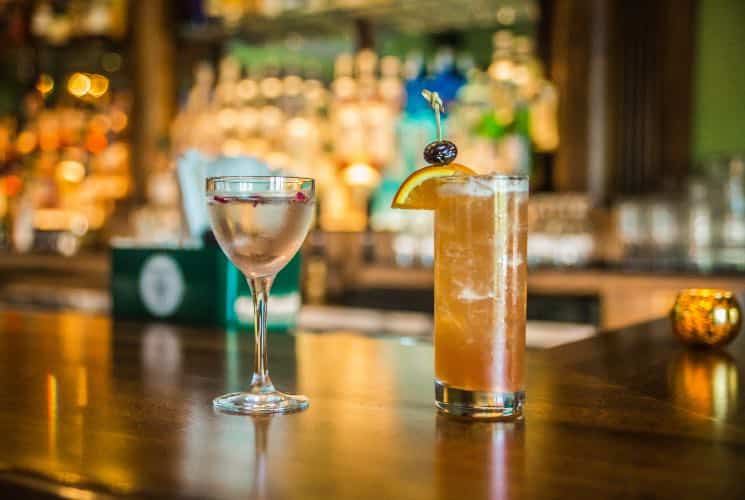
421, 89, 457, 165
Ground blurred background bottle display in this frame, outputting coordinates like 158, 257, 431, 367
0, 73, 131, 255
2, 0, 742, 276
168, 20, 560, 265
1, 0, 558, 260
0, 0, 132, 256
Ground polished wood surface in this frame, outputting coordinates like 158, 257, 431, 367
2, 308, 745, 499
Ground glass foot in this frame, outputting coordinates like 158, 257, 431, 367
435, 381, 524, 421
213, 391, 309, 415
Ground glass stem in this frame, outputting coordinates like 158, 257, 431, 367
248, 275, 275, 393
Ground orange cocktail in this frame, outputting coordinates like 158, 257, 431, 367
392, 89, 528, 419
433, 175, 527, 419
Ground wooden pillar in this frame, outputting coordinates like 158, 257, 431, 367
607, 0, 696, 197
546, 0, 696, 201
131, 0, 175, 203
547, 0, 595, 194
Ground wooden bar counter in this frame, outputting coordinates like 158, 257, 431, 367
1, 308, 745, 499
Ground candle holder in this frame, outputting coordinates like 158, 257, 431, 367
671, 289, 742, 347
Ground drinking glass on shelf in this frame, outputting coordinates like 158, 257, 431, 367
206, 176, 315, 414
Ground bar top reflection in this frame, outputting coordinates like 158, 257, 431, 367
1, 309, 745, 498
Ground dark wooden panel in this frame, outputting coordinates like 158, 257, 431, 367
607, 0, 696, 196
548, 0, 592, 192
547, 0, 696, 199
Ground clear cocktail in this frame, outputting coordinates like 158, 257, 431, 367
434, 175, 528, 419
206, 176, 314, 415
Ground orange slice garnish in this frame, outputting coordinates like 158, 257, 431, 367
391, 163, 476, 210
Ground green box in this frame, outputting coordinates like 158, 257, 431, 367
111, 244, 301, 330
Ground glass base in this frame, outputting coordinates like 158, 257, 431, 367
435, 381, 524, 420
213, 391, 309, 415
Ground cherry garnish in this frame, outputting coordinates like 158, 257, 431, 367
424, 140, 458, 165
295, 192, 309, 202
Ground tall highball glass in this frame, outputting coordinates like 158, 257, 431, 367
434, 174, 528, 420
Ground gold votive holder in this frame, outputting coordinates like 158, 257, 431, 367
671, 289, 742, 347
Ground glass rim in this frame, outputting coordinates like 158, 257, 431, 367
677, 288, 735, 298
206, 175, 314, 184
437, 173, 528, 182
206, 176, 315, 194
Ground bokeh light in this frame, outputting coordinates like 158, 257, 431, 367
57, 160, 86, 183
88, 74, 109, 98
67, 73, 91, 97
36, 74, 54, 96
343, 162, 380, 188
16, 131, 37, 154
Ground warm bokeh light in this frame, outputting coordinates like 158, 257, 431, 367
57, 160, 86, 183
34, 209, 69, 231
47, 373, 58, 454
85, 174, 129, 199
110, 110, 128, 132
68, 73, 91, 97
85, 132, 108, 154
88, 74, 110, 98
39, 131, 60, 152
283, 75, 303, 96
81, 205, 106, 228
259, 76, 282, 99
217, 108, 238, 130
342, 162, 380, 188
16, 130, 37, 154
668, 349, 739, 419
4, 175, 22, 196
90, 114, 112, 133
221, 138, 243, 157
489, 60, 514, 81
56, 233, 79, 256
36, 73, 55, 96
69, 213, 89, 236
236, 79, 258, 101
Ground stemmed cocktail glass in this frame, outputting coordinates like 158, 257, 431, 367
206, 176, 314, 415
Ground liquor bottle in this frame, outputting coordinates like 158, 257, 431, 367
399, 52, 435, 175
370, 55, 406, 232
258, 62, 286, 167
431, 47, 466, 107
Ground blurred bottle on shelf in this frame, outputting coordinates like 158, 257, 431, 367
611, 155, 745, 271
528, 193, 595, 267
130, 152, 183, 245
451, 30, 558, 177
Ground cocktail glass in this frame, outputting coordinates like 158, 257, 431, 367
206, 176, 314, 415
433, 174, 528, 420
